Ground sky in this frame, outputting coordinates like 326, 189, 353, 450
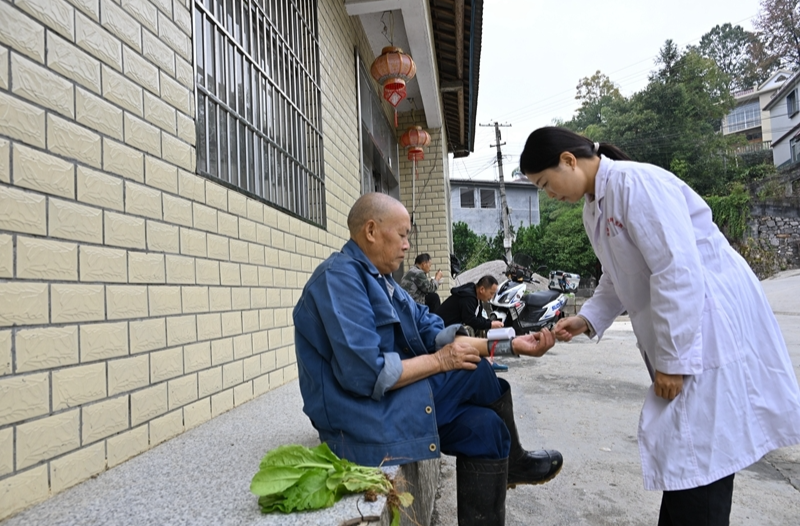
450, 0, 764, 181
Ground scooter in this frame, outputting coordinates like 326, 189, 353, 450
548, 270, 581, 293
488, 255, 569, 335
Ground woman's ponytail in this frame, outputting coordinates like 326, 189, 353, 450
520, 127, 632, 174
596, 143, 631, 161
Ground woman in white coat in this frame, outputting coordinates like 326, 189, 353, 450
519, 126, 800, 526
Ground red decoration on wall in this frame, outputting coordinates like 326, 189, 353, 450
400, 126, 431, 161
370, 46, 416, 125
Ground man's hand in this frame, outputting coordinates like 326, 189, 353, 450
490, 320, 504, 329
554, 316, 588, 342
511, 328, 555, 357
434, 270, 443, 281
434, 341, 481, 372
654, 371, 683, 401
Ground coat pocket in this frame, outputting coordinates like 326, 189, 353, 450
638, 384, 699, 490
607, 232, 648, 275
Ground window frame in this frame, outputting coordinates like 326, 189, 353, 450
460, 188, 475, 208
791, 136, 800, 164
479, 188, 496, 209
788, 89, 799, 118
725, 100, 761, 133
193, 0, 326, 226
356, 53, 400, 198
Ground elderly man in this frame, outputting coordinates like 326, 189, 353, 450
293, 193, 563, 526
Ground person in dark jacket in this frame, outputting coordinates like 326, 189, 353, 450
438, 275, 505, 334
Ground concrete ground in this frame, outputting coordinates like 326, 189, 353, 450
432, 269, 800, 526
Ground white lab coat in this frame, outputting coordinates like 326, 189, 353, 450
579, 156, 800, 491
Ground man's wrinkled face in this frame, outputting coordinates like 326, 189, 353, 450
419, 260, 432, 273
372, 205, 411, 275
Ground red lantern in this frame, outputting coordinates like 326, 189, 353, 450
370, 46, 416, 124
400, 126, 431, 161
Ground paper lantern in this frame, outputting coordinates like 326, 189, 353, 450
400, 126, 431, 161
370, 46, 416, 109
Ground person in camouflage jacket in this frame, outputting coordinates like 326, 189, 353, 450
400, 253, 442, 313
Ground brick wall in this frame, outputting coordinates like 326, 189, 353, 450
397, 112, 452, 297
0, 0, 384, 519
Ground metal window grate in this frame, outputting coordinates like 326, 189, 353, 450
194, 0, 325, 226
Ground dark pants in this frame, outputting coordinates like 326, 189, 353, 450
658, 474, 735, 526
425, 292, 441, 313
427, 359, 510, 459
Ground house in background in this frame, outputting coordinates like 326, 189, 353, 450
0, 0, 484, 519
722, 70, 793, 156
450, 178, 539, 238
763, 69, 800, 168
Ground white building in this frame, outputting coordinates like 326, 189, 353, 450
763, 69, 800, 168
722, 70, 794, 154
450, 178, 539, 239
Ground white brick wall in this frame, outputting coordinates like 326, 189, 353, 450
397, 113, 453, 297
0, 0, 453, 520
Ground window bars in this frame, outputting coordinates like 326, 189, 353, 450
194, 0, 325, 226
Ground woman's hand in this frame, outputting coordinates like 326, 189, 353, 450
654, 371, 683, 401
554, 316, 588, 342
435, 341, 481, 372
511, 328, 555, 357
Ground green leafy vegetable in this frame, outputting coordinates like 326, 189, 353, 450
250, 443, 413, 521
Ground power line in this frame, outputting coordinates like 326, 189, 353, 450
479, 121, 514, 260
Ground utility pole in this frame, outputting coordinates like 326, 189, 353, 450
480, 121, 513, 262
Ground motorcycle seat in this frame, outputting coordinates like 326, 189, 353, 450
523, 290, 562, 308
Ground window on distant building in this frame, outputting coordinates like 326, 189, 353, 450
725, 101, 761, 133
788, 89, 799, 118
480, 189, 495, 209
460, 188, 475, 208
791, 136, 800, 164
194, 0, 325, 225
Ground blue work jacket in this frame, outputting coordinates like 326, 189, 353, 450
293, 240, 445, 466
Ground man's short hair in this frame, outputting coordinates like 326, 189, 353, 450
476, 275, 498, 289
414, 253, 432, 265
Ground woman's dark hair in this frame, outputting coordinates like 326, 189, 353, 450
518, 126, 631, 175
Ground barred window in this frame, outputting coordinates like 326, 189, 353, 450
194, 0, 325, 225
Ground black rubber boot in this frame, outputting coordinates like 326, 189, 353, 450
456, 456, 508, 526
489, 379, 563, 488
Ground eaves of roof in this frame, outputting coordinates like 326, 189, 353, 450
430, 0, 483, 158
763, 69, 800, 111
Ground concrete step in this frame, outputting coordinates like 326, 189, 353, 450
1, 380, 438, 526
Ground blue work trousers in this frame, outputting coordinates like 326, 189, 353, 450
428, 359, 511, 459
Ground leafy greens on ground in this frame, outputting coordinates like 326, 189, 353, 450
250, 443, 413, 525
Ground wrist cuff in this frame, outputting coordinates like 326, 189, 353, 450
488, 338, 517, 357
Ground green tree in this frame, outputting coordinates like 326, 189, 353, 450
512, 195, 599, 281
690, 23, 773, 90
568, 71, 624, 130
754, 0, 800, 69
568, 41, 742, 196
453, 221, 481, 267
452, 222, 504, 271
